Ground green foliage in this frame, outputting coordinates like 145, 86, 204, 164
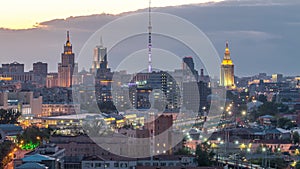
277, 103, 289, 113
277, 118, 296, 129
195, 142, 214, 166
0, 140, 14, 168
174, 147, 191, 155
17, 126, 49, 148
20, 141, 39, 150
98, 101, 117, 113
258, 94, 267, 103
268, 158, 288, 168
251, 158, 288, 169
257, 102, 278, 116
293, 132, 300, 144
0, 109, 21, 124
249, 102, 279, 120
296, 161, 300, 169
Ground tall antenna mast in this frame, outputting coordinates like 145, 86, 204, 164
148, 0, 152, 73
100, 36, 103, 47
148, 0, 154, 163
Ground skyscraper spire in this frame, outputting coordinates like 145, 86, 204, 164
148, 0, 152, 73
100, 36, 103, 47
67, 31, 70, 41
66, 31, 71, 47
220, 40, 235, 89
224, 40, 231, 60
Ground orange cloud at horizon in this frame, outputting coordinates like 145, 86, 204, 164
0, 0, 222, 30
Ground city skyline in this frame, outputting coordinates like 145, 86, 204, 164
2, 1, 300, 168
0, 0, 299, 77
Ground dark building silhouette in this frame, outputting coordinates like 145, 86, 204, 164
183, 57, 198, 81
33, 62, 48, 86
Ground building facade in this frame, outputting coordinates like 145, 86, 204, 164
33, 62, 48, 86
92, 38, 108, 73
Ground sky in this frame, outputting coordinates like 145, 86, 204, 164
0, 0, 221, 29
0, 0, 300, 77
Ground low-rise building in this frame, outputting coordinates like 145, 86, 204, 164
81, 155, 197, 169
15, 154, 58, 169
0, 124, 23, 142
41, 104, 80, 117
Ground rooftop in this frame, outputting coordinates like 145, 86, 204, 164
37, 113, 103, 120
23, 154, 55, 162
16, 162, 48, 169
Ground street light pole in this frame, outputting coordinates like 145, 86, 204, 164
262, 147, 267, 168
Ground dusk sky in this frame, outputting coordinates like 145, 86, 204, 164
0, 0, 300, 77
0, 0, 221, 29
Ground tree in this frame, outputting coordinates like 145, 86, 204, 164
0, 109, 21, 124
257, 102, 278, 116
296, 160, 300, 169
17, 126, 50, 149
258, 94, 267, 103
98, 101, 117, 113
0, 140, 14, 168
277, 118, 296, 129
174, 147, 191, 155
195, 142, 214, 166
269, 158, 288, 168
293, 132, 300, 144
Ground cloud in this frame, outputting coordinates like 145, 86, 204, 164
208, 30, 281, 41
0, 0, 299, 77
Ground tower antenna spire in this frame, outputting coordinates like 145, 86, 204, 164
67, 31, 70, 42
100, 36, 103, 47
148, 0, 152, 73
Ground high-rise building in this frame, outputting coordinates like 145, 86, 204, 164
183, 57, 195, 72
272, 74, 283, 83
58, 31, 77, 87
33, 62, 48, 86
182, 56, 198, 81
129, 71, 180, 111
92, 38, 112, 105
92, 37, 108, 73
33, 62, 47, 75
220, 41, 235, 89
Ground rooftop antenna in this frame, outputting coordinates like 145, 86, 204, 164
148, 0, 155, 163
67, 31, 70, 42
100, 36, 103, 47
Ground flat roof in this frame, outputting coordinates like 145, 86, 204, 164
37, 113, 103, 120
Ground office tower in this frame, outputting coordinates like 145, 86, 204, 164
92, 37, 108, 73
183, 57, 195, 72
220, 41, 235, 89
182, 56, 199, 81
272, 74, 283, 83
33, 62, 47, 86
130, 71, 180, 111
